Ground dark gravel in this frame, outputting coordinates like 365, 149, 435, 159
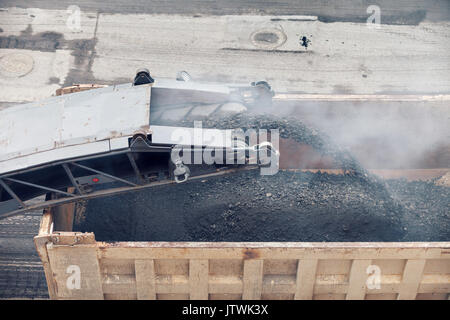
74, 170, 449, 242
386, 179, 450, 241
74, 114, 449, 242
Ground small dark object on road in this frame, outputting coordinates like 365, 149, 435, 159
300, 36, 311, 49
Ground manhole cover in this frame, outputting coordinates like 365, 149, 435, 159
250, 28, 287, 50
0, 53, 35, 78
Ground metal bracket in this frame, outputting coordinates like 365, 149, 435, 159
173, 161, 191, 183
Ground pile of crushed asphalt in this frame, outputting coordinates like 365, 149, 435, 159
73, 170, 449, 242
74, 113, 449, 242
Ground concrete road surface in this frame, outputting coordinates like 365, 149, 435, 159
2, 0, 450, 23
0, 2, 449, 105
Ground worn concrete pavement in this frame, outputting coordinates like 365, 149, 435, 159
0, 5, 449, 106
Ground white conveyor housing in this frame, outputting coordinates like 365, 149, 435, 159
0, 83, 152, 174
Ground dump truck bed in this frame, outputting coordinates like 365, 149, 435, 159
34, 204, 450, 300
